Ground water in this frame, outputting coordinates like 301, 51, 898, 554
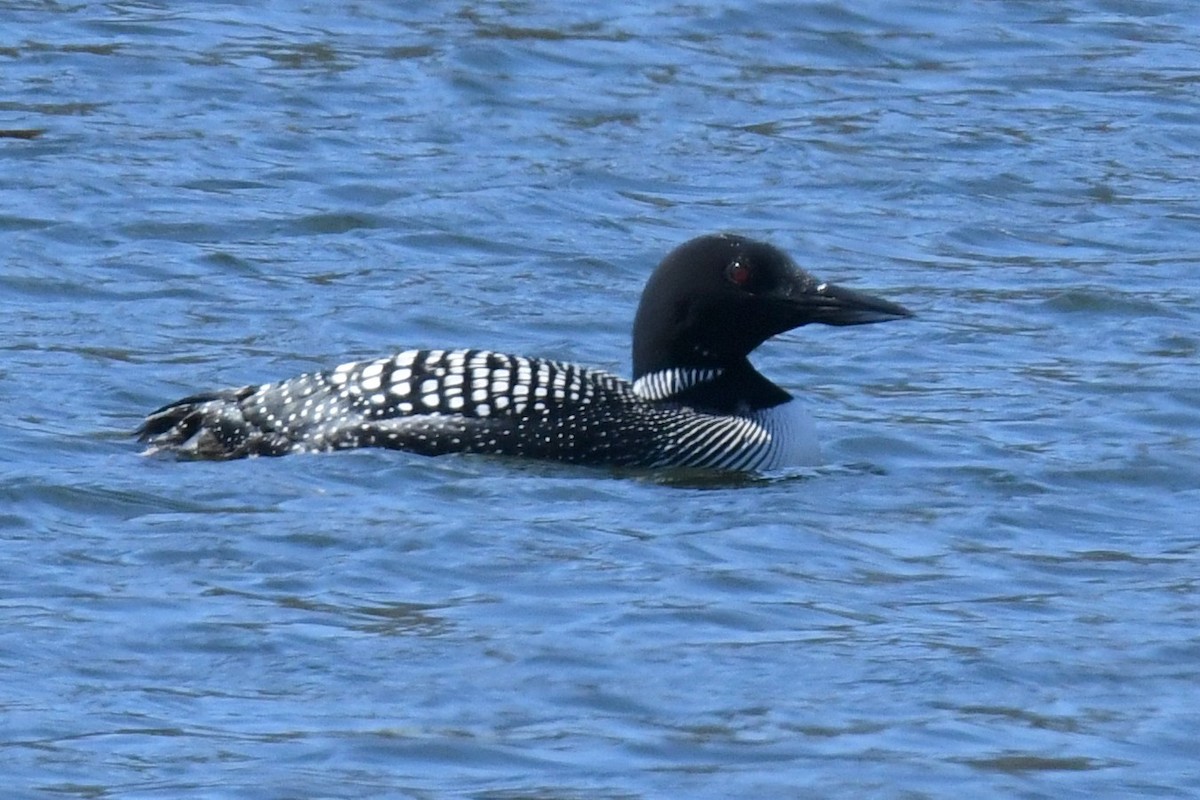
3, 1, 1199, 797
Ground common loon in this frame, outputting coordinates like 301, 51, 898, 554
137, 234, 911, 470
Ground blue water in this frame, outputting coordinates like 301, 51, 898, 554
4, 1, 1200, 797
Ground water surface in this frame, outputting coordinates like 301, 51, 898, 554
3, 1, 1199, 797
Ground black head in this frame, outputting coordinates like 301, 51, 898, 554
631, 233, 912, 379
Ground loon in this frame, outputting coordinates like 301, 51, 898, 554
137, 234, 911, 470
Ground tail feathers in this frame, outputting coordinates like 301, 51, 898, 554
137, 386, 287, 460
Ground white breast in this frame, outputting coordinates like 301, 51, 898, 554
752, 399, 822, 468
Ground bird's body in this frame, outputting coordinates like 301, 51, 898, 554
138, 234, 910, 471
139, 349, 819, 470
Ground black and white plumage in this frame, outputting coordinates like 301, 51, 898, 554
138, 234, 912, 470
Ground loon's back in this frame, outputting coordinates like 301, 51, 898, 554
138, 347, 807, 470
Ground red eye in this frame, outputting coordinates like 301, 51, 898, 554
726, 259, 751, 286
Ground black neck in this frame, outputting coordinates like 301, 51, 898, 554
662, 358, 791, 415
